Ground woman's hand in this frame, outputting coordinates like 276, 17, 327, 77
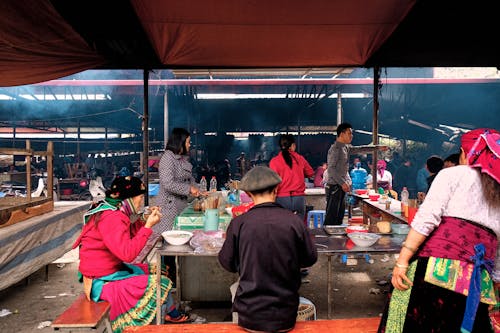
144, 206, 162, 228
190, 185, 200, 197
391, 261, 413, 290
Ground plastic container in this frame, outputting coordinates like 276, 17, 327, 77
392, 223, 410, 235
209, 176, 217, 192
199, 176, 207, 192
354, 189, 368, 195
148, 183, 159, 196
400, 187, 409, 217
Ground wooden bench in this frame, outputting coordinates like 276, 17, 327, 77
52, 293, 112, 333
122, 317, 380, 333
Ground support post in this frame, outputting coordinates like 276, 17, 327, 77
164, 92, 169, 147
372, 67, 380, 188
143, 70, 150, 206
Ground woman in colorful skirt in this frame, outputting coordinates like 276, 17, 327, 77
378, 128, 500, 333
73, 176, 188, 333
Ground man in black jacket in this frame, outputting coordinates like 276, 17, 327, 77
218, 166, 318, 332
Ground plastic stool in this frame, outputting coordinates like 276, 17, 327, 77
306, 210, 326, 228
341, 254, 373, 264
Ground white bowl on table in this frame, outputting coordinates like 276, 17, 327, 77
161, 230, 193, 246
347, 232, 381, 247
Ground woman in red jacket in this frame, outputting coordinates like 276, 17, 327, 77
270, 134, 314, 219
73, 176, 188, 333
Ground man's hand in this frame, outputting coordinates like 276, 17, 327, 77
341, 183, 351, 193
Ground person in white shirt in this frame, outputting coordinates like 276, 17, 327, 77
379, 128, 500, 333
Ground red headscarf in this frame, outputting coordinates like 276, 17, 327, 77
461, 128, 500, 184
377, 159, 387, 177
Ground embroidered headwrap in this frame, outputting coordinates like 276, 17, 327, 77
377, 159, 386, 177
106, 176, 146, 200
461, 128, 500, 184
83, 176, 146, 224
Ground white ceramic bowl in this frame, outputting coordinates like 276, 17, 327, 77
161, 230, 193, 246
347, 232, 381, 247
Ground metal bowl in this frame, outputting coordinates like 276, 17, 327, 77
323, 225, 346, 235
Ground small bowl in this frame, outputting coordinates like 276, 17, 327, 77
355, 189, 368, 195
346, 225, 368, 233
347, 232, 381, 247
369, 194, 380, 201
161, 230, 193, 246
392, 223, 410, 235
323, 225, 346, 235
348, 216, 364, 224
225, 207, 233, 216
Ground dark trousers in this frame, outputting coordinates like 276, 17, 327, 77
275, 195, 306, 220
324, 184, 346, 225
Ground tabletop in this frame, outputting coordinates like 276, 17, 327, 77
310, 228, 404, 254
156, 227, 404, 257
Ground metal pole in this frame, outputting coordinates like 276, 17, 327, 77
372, 67, 380, 188
143, 70, 150, 206
336, 93, 342, 125
77, 121, 81, 162
164, 92, 169, 147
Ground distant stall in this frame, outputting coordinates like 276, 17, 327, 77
0, 141, 54, 227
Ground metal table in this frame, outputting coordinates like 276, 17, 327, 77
310, 228, 403, 318
352, 194, 408, 224
154, 242, 237, 324
154, 227, 404, 323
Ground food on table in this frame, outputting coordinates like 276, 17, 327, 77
376, 221, 391, 233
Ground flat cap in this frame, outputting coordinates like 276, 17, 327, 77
240, 166, 282, 192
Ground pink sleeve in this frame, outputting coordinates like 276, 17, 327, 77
98, 211, 153, 263
130, 218, 146, 237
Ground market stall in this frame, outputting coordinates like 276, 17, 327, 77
0, 201, 89, 291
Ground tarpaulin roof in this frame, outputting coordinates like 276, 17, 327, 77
2, 0, 499, 87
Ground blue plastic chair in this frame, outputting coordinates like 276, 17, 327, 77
306, 210, 326, 228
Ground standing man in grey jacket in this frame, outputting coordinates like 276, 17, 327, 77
324, 123, 353, 225
324, 123, 387, 225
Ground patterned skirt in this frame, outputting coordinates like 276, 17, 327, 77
377, 257, 494, 333
99, 265, 172, 333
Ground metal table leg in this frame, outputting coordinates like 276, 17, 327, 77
156, 249, 161, 325
175, 255, 181, 302
327, 254, 332, 319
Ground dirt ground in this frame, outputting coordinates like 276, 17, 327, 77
0, 247, 396, 333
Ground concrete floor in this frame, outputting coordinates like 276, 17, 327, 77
0, 242, 397, 332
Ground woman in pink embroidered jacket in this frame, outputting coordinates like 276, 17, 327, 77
378, 128, 500, 333
74, 176, 188, 333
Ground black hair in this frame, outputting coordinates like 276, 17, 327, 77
336, 122, 352, 136
278, 134, 295, 168
444, 153, 460, 166
165, 128, 190, 155
426, 156, 444, 174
